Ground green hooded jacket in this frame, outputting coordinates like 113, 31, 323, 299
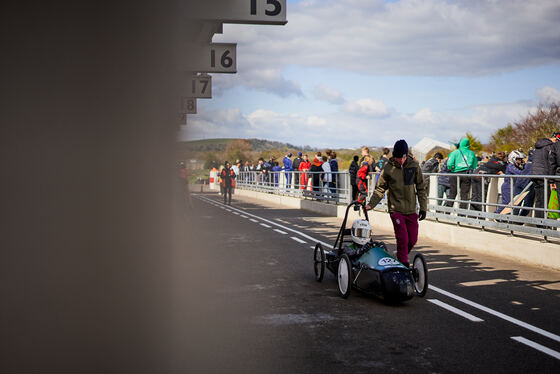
447, 138, 478, 173
366, 157, 427, 214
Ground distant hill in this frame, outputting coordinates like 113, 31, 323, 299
177, 138, 317, 153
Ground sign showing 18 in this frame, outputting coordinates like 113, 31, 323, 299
182, 97, 197, 114
250, 0, 282, 16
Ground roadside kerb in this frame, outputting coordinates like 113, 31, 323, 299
232, 188, 560, 271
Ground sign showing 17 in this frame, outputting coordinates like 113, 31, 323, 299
190, 75, 212, 98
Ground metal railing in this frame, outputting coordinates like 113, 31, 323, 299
233, 170, 560, 240
237, 171, 351, 204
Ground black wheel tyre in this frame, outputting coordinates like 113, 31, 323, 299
412, 253, 428, 297
314, 243, 325, 282
337, 254, 352, 298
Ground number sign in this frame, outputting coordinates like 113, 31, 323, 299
192, 0, 287, 25
182, 97, 197, 114
189, 43, 236, 73
190, 75, 212, 98
179, 112, 187, 125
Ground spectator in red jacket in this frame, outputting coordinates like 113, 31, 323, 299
310, 156, 323, 192
298, 154, 311, 190
357, 156, 373, 204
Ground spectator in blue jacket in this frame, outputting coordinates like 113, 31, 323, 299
496, 151, 526, 214
437, 158, 451, 206
283, 152, 293, 189
514, 151, 535, 216
329, 152, 339, 194
272, 161, 282, 187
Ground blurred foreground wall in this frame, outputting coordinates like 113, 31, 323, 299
0, 1, 196, 373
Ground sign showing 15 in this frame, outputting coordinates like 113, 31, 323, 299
250, 0, 282, 17
192, 0, 287, 25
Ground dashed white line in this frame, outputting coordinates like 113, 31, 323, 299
274, 229, 287, 235
197, 195, 560, 347
260, 223, 272, 228
240, 215, 248, 218
427, 299, 484, 322
197, 196, 332, 249
430, 285, 560, 343
232, 211, 240, 215
250, 219, 259, 223
291, 237, 307, 244
511, 336, 560, 360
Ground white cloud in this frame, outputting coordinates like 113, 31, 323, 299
401, 101, 537, 143
536, 86, 560, 105
213, 67, 303, 97
216, 0, 560, 77
313, 84, 345, 104
343, 98, 390, 118
182, 98, 540, 148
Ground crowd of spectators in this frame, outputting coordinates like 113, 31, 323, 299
422, 133, 560, 221
215, 132, 560, 221
225, 150, 342, 194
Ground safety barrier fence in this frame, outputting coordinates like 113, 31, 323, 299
233, 170, 560, 240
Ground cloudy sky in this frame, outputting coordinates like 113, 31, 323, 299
181, 0, 560, 148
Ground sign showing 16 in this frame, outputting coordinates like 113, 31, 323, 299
195, 43, 236, 73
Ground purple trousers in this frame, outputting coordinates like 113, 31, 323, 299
389, 212, 419, 264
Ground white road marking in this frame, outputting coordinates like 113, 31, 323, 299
428, 266, 459, 272
196, 195, 560, 345
291, 237, 307, 244
427, 299, 484, 322
260, 223, 272, 228
430, 285, 560, 344
273, 229, 287, 234
250, 219, 259, 223
240, 215, 248, 218
460, 279, 508, 287
232, 211, 240, 215
511, 336, 560, 360
197, 195, 332, 249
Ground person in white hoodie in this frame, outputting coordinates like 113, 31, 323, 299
321, 155, 332, 194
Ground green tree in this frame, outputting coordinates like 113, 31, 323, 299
487, 103, 560, 152
488, 124, 516, 152
465, 132, 483, 153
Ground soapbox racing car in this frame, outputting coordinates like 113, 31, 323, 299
313, 201, 428, 301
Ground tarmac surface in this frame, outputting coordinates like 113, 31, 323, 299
177, 192, 560, 373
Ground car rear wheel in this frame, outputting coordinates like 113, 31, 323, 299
337, 254, 352, 298
412, 253, 428, 297
314, 243, 325, 282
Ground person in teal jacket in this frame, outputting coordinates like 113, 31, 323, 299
445, 137, 478, 210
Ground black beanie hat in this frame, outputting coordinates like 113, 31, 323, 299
392, 139, 408, 158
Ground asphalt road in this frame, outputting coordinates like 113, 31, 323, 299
176, 192, 560, 373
